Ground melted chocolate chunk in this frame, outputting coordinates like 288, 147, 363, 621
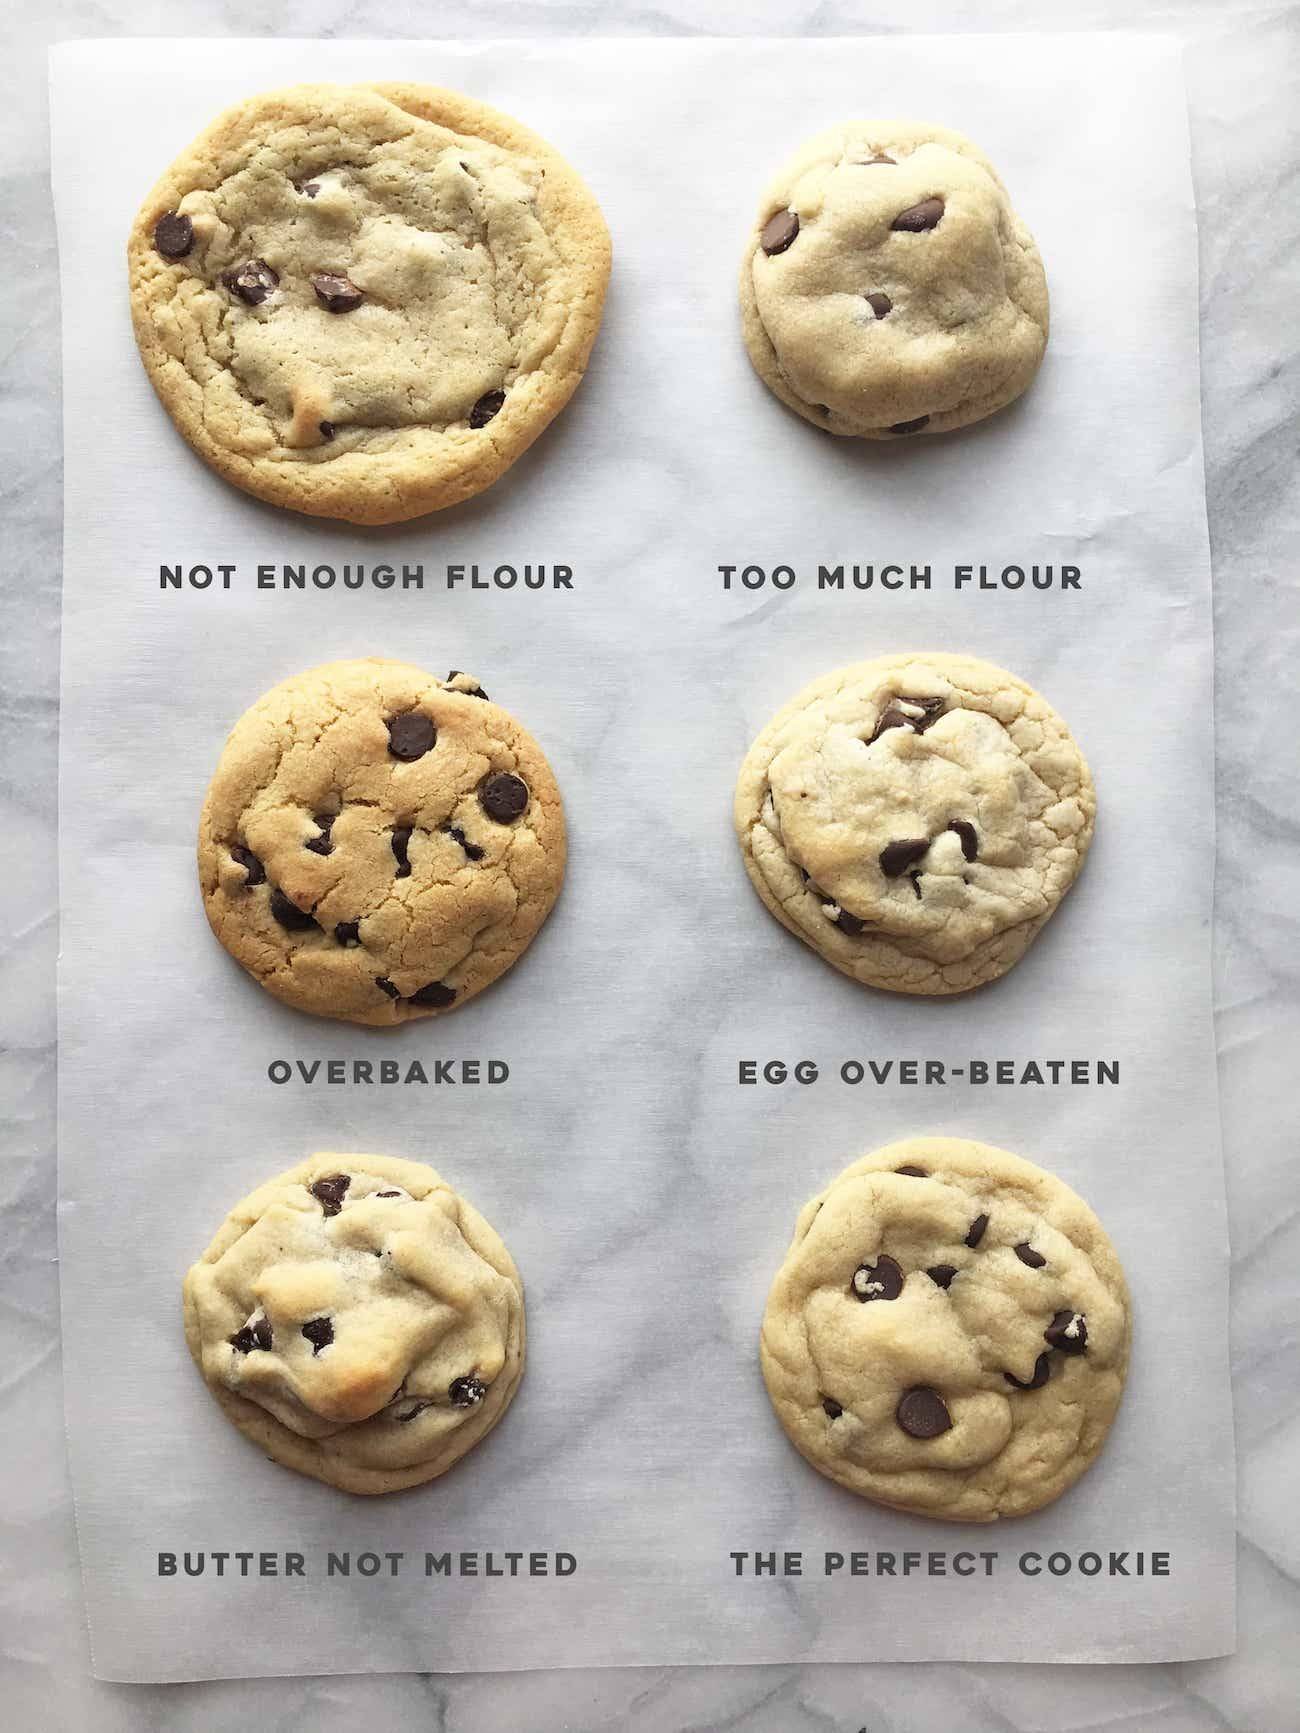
822, 1396, 844, 1419
154, 211, 194, 259
299, 179, 320, 198
891, 197, 944, 232
305, 814, 334, 856
230, 844, 265, 886
948, 819, 978, 862
319, 420, 336, 441
760, 208, 800, 255
469, 389, 506, 428
269, 886, 314, 930
391, 825, 413, 879
309, 1173, 351, 1216
447, 670, 490, 700
229, 1316, 272, 1353
896, 1165, 927, 1177
1045, 1310, 1088, 1354
375, 977, 401, 1000
449, 1374, 487, 1407
395, 1398, 436, 1423
334, 920, 360, 946
852, 1253, 904, 1302
479, 772, 529, 822
889, 415, 931, 435
869, 694, 946, 743
834, 908, 867, 935
1005, 1352, 1052, 1391
860, 154, 896, 166
375, 1190, 402, 1198
386, 712, 436, 761
410, 980, 456, 1009
1015, 1243, 1047, 1269
301, 1316, 334, 1354
965, 1213, 989, 1248
927, 1265, 958, 1289
445, 825, 485, 862
865, 291, 893, 319
896, 1386, 952, 1439
311, 272, 364, 313
223, 258, 279, 305
879, 838, 930, 878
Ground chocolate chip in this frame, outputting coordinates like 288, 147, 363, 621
822, 1396, 843, 1419
1005, 1352, 1052, 1391
1015, 1243, 1047, 1269
319, 420, 335, 440
230, 844, 264, 885
375, 977, 401, 1000
865, 291, 892, 319
891, 197, 944, 232
852, 1253, 904, 1302
334, 920, 360, 946
449, 1374, 487, 1407
889, 416, 931, 435
375, 1190, 401, 1198
301, 1317, 334, 1354
469, 390, 506, 428
760, 209, 800, 255
965, 1213, 989, 1247
154, 211, 194, 259
311, 272, 364, 313
299, 180, 320, 198
447, 670, 490, 700
1045, 1310, 1088, 1354
386, 712, 436, 761
909, 873, 923, 900
269, 886, 314, 930
896, 1386, 952, 1438
948, 820, 978, 862
445, 824, 485, 862
229, 1316, 272, 1353
896, 1165, 927, 1177
395, 1399, 436, 1424
860, 154, 896, 166
868, 694, 947, 743
835, 908, 866, 935
309, 1173, 351, 1216
391, 825, 413, 878
410, 981, 456, 1009
479, 772, 528, 822
927, 1265, 958, 1289
223, 258, 279, 305
879, 838, 930, 877
305, 814, 334, 856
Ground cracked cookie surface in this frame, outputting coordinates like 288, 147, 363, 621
739, 120, 1048, 438
198, 658, 565, 1025
184, 1153, 524, 1494
761, 1138, 1130, 1521
734, 652, 1094, 995
129, 82, 611, 522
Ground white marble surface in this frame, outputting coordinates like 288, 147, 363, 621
1, 1, 1296, 1728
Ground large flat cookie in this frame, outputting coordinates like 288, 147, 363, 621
129, 83, 611, 521
198, 658, 565, 1025
734, 651, 1094, 995
761, 1138, 1131, 1521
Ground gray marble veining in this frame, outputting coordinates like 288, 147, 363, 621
2, 1, 1297, 1728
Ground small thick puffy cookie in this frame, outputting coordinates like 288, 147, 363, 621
199, 658, 565, 1025
129, 83, 611, 522
734, 652, 1094, 995
761, 1138, 1130, 1521
740, 121, 1048, 437
184, 1154, 524, 1494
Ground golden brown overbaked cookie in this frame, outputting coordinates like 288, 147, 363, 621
734, 652, 1094, 995
761, 1138, 1130, 1521
740, 121, 1048, 437
198, 658, 565, 1025
129, 83, 611, 521
184, 1154, 525, 1494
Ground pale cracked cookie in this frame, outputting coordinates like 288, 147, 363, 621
129, 83, 611, 522
199, 658, 565, 1025
184, 1154, 525, 1494
734, 652, 1094, 995
739, 121, 1048, 437
761, 1138, 1130, 1521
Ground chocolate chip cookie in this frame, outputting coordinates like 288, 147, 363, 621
199, 659, 565, 1025
129, 83, 611, 522
734, 652, 1094, 995
184, 1154, 525, 1494
761, 1138, 1130, 1520
740, 121, 1048, 437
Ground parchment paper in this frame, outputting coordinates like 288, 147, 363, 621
50, 34, 1234, 1681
